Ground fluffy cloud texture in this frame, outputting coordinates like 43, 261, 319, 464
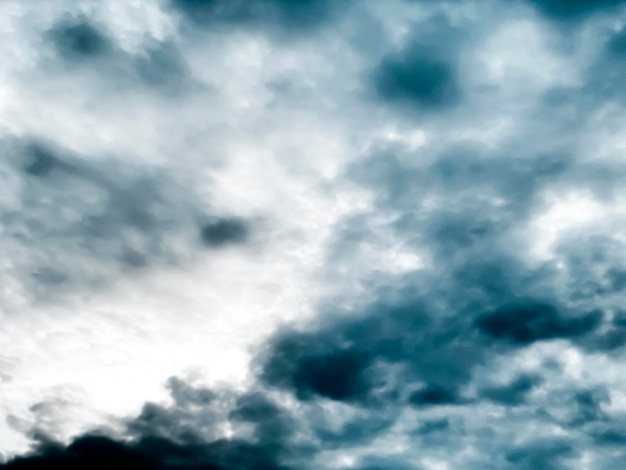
2, 0, 626, 469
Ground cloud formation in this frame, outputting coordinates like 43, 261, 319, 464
3, 0, 626, 469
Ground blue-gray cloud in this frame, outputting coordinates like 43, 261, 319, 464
169, 0, 345, 33
526, 0, 626, 21
5, 0, 626, 468
2, 138, 251, 302
45, 16, 193, 96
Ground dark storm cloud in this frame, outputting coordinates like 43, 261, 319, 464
0, 436, 157, 470
1, 384, 398, 470
1, 379, 297, 470
475, 302, 602, 345
261, 332, 376, 402
0, 434, 289, 470
259, 296, 497, 412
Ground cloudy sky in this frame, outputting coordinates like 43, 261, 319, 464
2, 0, 626, 468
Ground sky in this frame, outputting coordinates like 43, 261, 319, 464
2, 0, 626, 469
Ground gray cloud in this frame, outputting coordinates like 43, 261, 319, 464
526, 0, 626, 21
47, 17, 113, 61
44, 15, 194, 97
1, 137, 251, 304
5, 0, 626, 468
169, 0, 349, 34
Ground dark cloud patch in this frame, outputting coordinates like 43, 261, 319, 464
252, 295, 507, 463
129, 402, 192, 441
475, 301, 602, 346
526, 0, 626, 21
290, 349, 373, 402
607, 28, 626, 57
1, 434, 289, 470
259, 298, 486, 406
1, 436, 157, 470
505, 439, 576, 470
47, 19, 112, 60
200, 218, 249, 248
229, 393, 282, 424
133, 436, 287, 470
170, 0, 341, 33
408, 384, 460, 407
370, 14, 469, 113
23, 143, 64, 178
261, 331, 376, 402
479, 373, 541, 406
591, 427, 626, 446
229, 393, 298, 455
373, 46, 460, 111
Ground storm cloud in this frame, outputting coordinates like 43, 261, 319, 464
3, 0, 626, 469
